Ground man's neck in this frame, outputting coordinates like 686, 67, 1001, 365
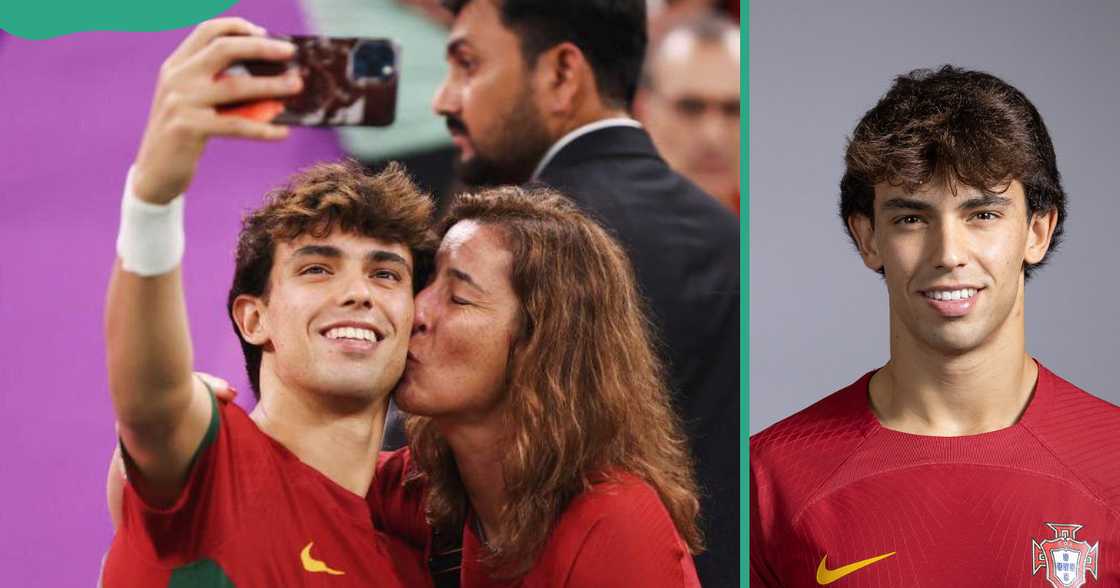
249, 371, 386, 497
438, 418, 507, 539
551, 106, 632, 141
531, 107, 634, 181
870, 311, 1038, 436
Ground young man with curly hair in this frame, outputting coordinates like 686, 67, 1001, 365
101, 18, 432, 586
750, 66, 1120, 587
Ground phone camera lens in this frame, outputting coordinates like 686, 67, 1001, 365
353, 42, 395, 80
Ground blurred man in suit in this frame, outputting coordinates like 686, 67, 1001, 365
636, 13, 741, 214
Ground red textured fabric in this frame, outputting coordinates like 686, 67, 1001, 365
370, 448, 700, 587
102, 400, 429, 587
750, 362, 1120, 587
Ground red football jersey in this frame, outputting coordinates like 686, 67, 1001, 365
102, 399, 430, 587
369, 448, 700, 587
750, 362, 1120, 587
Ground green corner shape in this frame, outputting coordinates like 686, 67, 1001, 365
0, 1, 239, 40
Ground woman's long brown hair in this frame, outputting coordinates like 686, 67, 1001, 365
405, 186, 702, 577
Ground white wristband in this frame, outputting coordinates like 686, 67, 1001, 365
115, 166, 185, 276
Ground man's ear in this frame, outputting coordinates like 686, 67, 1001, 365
231, 294, 270, 346
1025, 208, 1059, 265
532, 41, 592, 116
848, 214, 884, 273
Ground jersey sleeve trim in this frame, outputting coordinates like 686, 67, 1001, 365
118, 389, 220, 515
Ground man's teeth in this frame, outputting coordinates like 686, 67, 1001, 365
924, 288, 978, 301
325, 327, 377, 342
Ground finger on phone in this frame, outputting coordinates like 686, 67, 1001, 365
208, 112, 290, 141
191, 36, 297, 76
218, 99, 287, 123
167, 17, 265, 68
209, 69, 302, 107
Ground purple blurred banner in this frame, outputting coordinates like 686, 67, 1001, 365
0, 1, 344, 583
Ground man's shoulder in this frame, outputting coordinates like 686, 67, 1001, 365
1024, 364, 1120, 507
751, 373, 876, 454
540, 126, 739, 240
750, 373, 879, 500
210, 399, 287, 469
122, 400, 277, 511
215, 398, 261, 436
1027, 364, 1120, 440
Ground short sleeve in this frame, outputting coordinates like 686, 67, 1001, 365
117, 391, 220, 508
116, 398, 249, 565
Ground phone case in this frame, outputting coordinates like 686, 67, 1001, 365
221, 35, 399, 127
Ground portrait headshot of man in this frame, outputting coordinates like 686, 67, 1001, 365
750, 2, 1120, 586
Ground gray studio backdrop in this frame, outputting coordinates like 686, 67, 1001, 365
749, 0, 1120, 434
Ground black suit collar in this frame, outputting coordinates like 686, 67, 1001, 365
536, 125, 660, 180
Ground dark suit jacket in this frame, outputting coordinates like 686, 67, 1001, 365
537, 125, 740, 588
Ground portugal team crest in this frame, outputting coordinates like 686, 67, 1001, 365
1032, 523, 1099, 588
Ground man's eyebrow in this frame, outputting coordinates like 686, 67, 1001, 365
449, 268, 487, 294
291, 244, 342, 259
291, 246, 412, 273
881, 197, 934, 211
959, 194, 1013, 210
366, 250, 412, 273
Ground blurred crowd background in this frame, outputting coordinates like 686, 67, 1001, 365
317, 0, 741, 213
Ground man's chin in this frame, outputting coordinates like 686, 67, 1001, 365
311, 374, 392, 403
917, 327, 991, 357
454, 150, 540, 187
456, 156, 503, 187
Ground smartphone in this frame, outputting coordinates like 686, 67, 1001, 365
220, 35, 400, 127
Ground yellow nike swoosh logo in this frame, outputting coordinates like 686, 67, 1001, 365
301, 541, 346, 576
816, 552, 895, 584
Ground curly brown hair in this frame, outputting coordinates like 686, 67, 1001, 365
840, 65, 1066, 279
404, 186, 702, 578
226, 160, 435, 397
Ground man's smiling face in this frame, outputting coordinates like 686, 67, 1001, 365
849, 179, 1056, 356
239, 230, 415, 401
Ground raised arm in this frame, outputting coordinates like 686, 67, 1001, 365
105, 18, 300, 504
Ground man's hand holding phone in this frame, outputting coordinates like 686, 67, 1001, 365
131, 18, 303, 205
108, 18, 302, 508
